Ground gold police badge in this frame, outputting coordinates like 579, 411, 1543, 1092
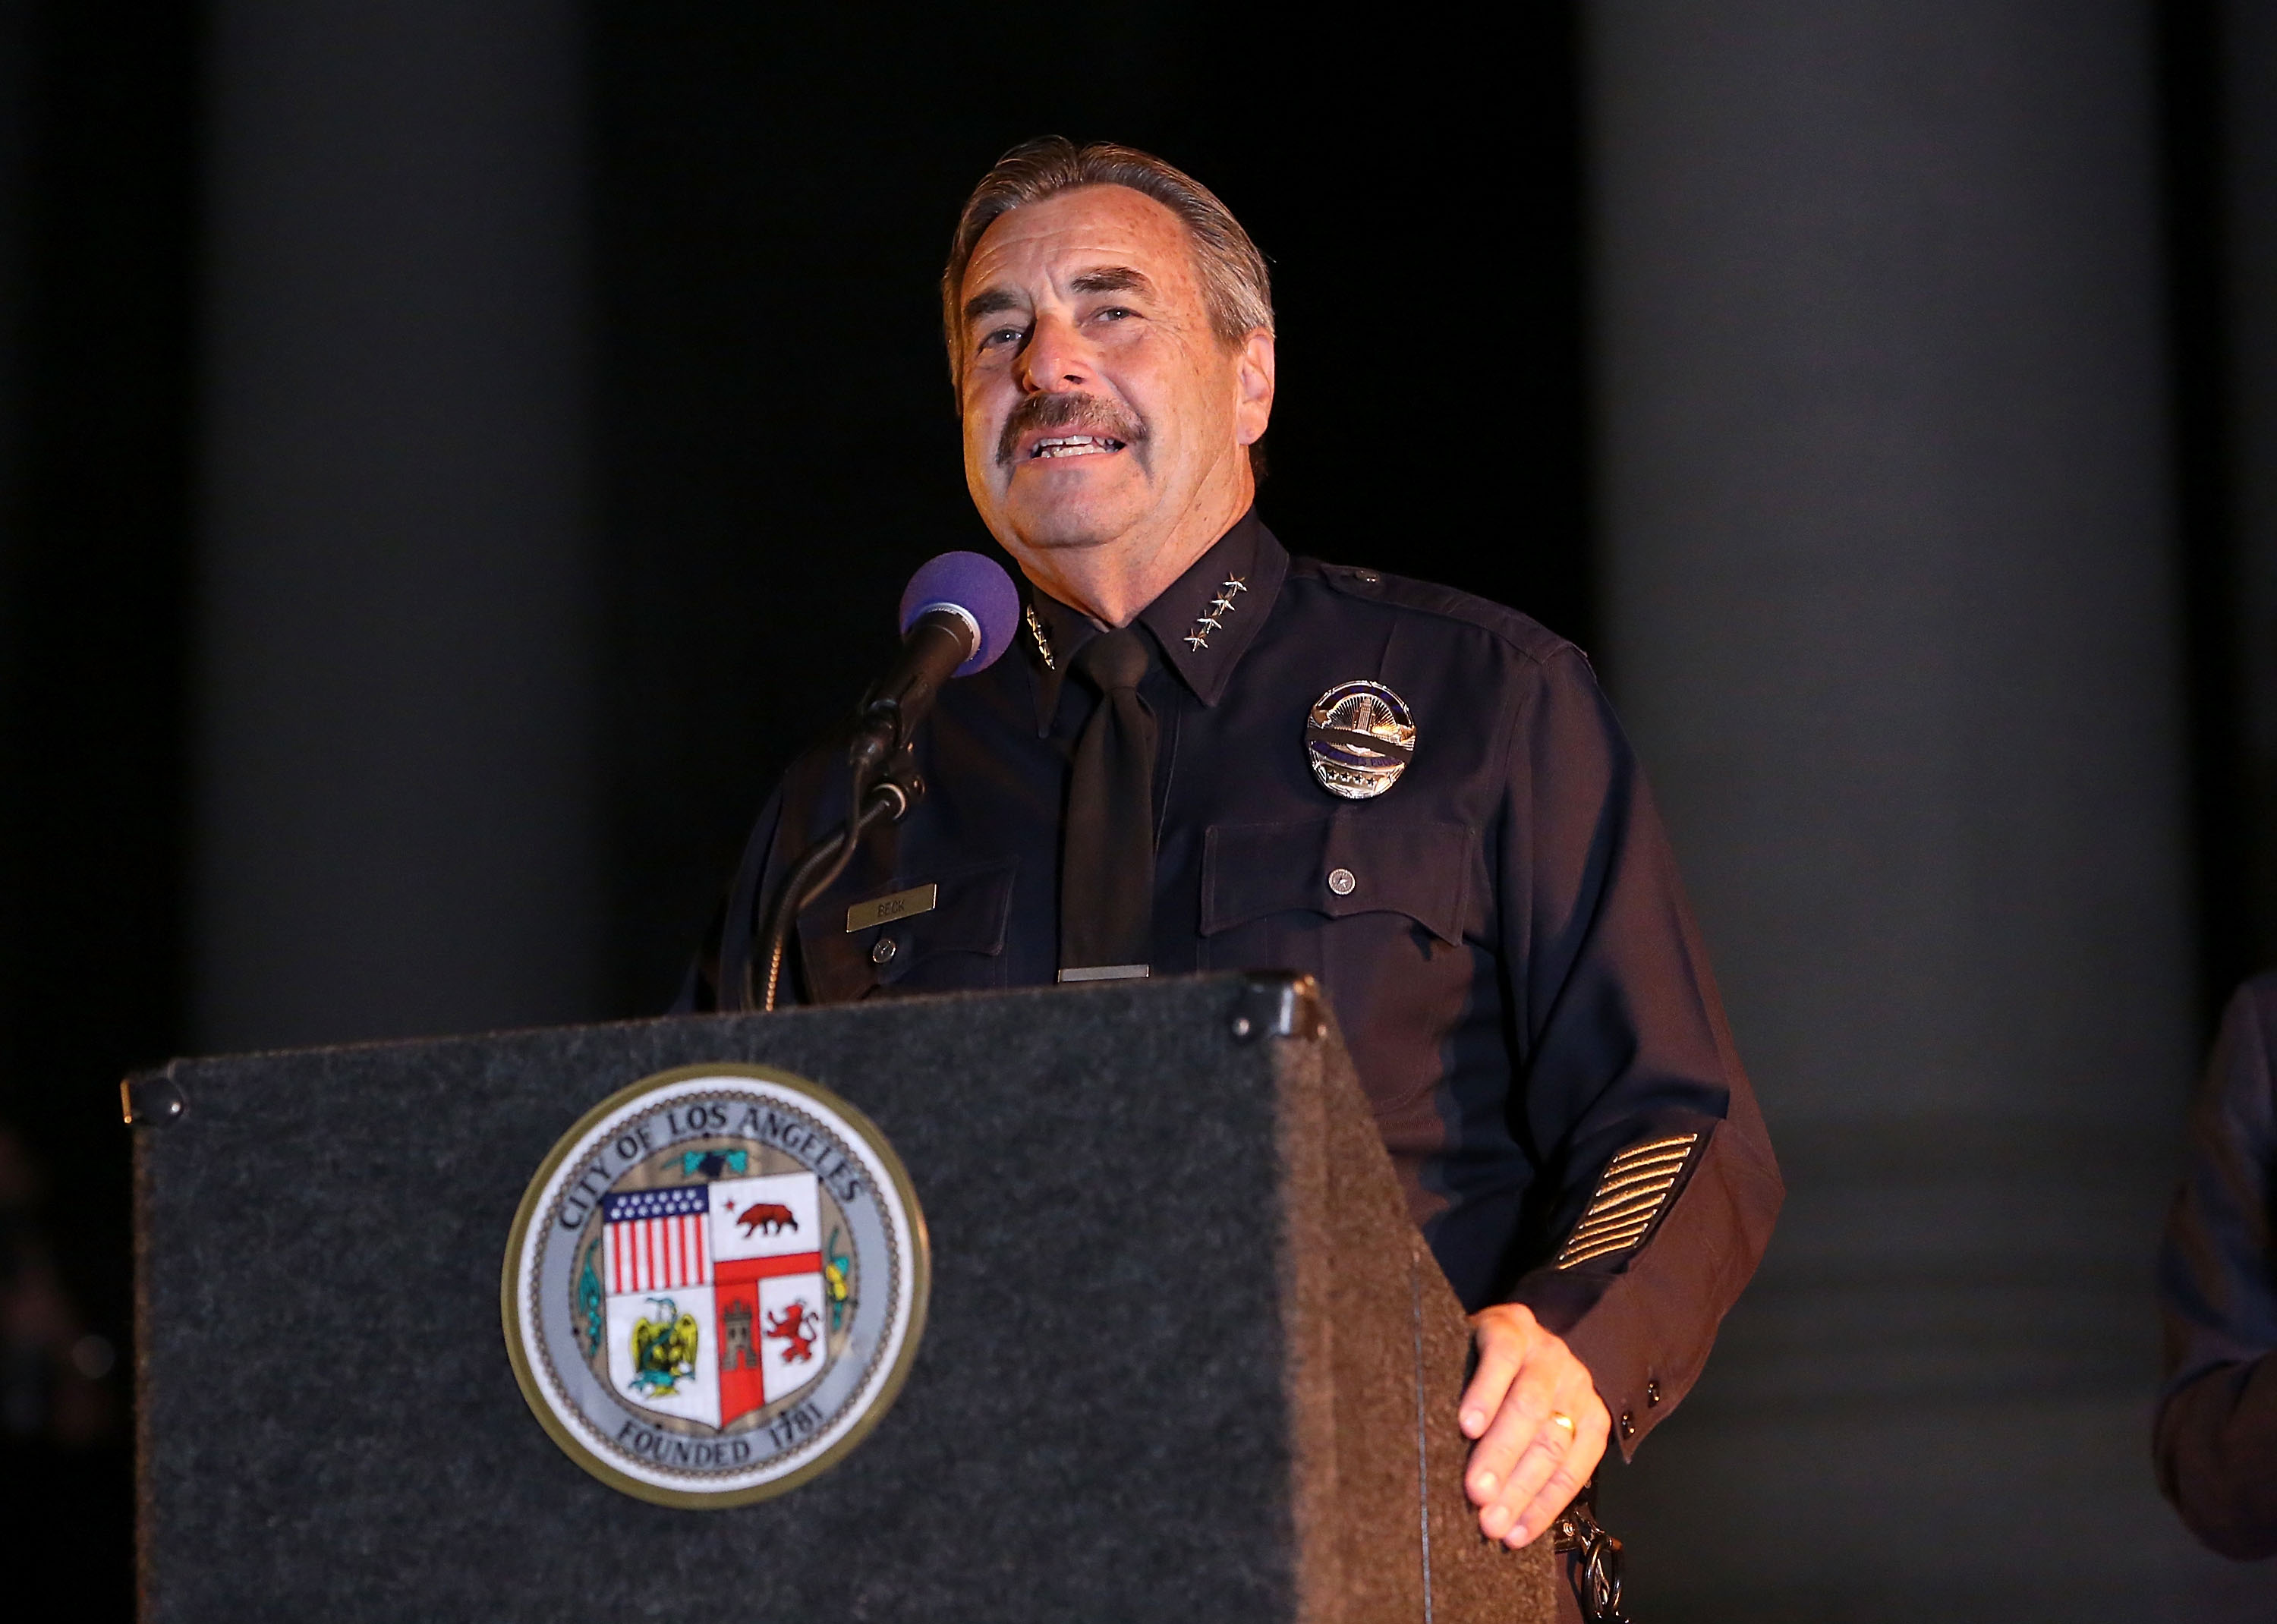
502, 1063, 929, 1508
1305, 679, 1416, 800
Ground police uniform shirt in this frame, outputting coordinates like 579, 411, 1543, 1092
685, 510, 1784, 1459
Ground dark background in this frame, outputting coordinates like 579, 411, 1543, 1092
590, 8, 1593, 1009
3, 2, 2274, 1618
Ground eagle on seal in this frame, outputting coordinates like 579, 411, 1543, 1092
628, 1298, 700, 1397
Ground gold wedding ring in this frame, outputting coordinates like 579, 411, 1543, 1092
1548, 1411, 1576, 1435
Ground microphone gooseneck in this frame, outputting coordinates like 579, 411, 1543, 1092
748, 770, 921, 1014
746, 550, 1020, 1012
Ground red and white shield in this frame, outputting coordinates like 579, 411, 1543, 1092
707, 1172, 827, 1426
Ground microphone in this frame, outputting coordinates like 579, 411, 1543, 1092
851, 551, 1021, 771
751, 550, 1021, 1012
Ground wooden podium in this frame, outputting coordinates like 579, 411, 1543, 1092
129, 972, 1556, 1621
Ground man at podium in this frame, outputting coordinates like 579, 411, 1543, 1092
684, 137, 1782, 1568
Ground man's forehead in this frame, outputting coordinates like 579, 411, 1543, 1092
962, 184, 1198, 297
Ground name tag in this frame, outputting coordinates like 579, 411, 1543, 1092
846, 883, 939, 933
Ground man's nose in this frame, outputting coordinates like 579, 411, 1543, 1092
1019, 311, 1094, 393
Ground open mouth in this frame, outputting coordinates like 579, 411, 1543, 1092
997, 394, 1145, 467
1027, 434, 1126, 461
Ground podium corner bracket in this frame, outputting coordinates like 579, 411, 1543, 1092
121, 1069, 185, 1128
1229, 971, 1327, 1045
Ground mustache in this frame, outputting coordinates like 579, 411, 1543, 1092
994, 392, 1148, 466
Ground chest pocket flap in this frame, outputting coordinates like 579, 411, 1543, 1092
1201, 817, 1474, 945
798, 856, 1017, 1001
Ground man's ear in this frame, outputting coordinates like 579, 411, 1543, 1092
1234, 329, 1276, 446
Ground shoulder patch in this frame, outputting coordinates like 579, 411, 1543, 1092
1291, 556, 1582, 666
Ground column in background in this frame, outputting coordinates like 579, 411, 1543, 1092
2225, 0, 2277, 975
1583, 4, 2252, 1615
191, 2, 600, 1049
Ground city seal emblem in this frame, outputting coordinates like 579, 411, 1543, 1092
502, 1062, 928, 1508
1305, 679, 1416, 800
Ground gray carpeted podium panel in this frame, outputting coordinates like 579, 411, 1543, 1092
134, 973, 1553, 1621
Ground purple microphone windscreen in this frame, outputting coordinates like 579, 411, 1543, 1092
899, 551, 1021, 677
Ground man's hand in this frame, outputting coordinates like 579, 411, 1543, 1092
1460, 1302, 1611, 1547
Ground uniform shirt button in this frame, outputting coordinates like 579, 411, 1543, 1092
1618, 1412, 1636, 1441
871, 936, 898, 965
1327, 867, 1357, 896
1645, 1380, 1661, 1407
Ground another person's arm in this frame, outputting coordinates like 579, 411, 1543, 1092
2156, 974, 2277, 1558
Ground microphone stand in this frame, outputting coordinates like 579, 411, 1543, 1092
745, 607, 970, 1013
748, 747, 924, 1015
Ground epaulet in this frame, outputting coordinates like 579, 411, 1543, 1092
1290, 555, 1583, 667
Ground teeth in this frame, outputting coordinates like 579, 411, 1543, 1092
1030, 436, 1122, 459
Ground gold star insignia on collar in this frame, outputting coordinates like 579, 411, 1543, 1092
1184, 574, 1249, 651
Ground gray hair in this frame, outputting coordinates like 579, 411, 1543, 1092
941, 137, 1275, 389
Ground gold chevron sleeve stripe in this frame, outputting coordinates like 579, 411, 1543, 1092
1558, 1230, 1655, 1267
1565, 1200, 1668, 1243
1590, 1147, 1693, 1194
1580, 1160, 1689, 1208
1560, 1223, 1658, 1258
1606, 1132, 1697, 1163
1566, 1186, 1674, 1232
1554, 1131, 1701, 1270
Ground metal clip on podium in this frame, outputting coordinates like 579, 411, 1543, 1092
129, 972, 1556, 1621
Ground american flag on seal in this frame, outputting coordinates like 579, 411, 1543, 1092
600, 1184, 720, 1427
601, 1185, 711, 1293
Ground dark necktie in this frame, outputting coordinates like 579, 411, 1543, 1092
1059, 626, 1157, 978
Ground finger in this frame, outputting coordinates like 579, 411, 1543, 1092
1466, 1345, 1557, 1500
1482, 1393, 1578, 1536
1466, 1349, 1562, 1519
1506, 1412, 1608, 1549
1458, 1308, 1535, 1440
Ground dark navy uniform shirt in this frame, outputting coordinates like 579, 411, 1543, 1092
2157, 972, 2277, 1556
685, 511, 1783, 1456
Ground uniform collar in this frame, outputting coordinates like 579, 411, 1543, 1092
1022, 508, 1289, 734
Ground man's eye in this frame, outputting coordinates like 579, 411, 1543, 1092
1095, 307, 1132, 322
980, 326, 1025, 349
